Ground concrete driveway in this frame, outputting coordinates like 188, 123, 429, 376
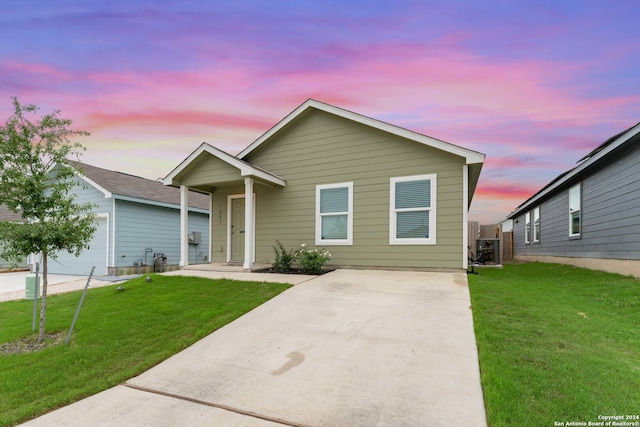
21, 269, 487, 426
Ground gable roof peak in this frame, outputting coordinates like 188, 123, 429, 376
237, 99, 485, 165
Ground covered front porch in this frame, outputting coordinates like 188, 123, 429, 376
164, 143, 285, 270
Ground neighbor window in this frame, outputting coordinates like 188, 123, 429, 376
569, 184, 581, 237
525, 211, 531, 244
316, 182, 353, 245
390, 174, 436, 245
533, 207, 540, 243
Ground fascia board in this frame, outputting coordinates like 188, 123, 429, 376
509, 123, 640, 218
113, 194, 208, 214
75, 171, 112, 198
164, 142, 284, 187
238, 99, 486, 165
163, 142, 210, 186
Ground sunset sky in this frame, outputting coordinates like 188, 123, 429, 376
1, 0, 638, 224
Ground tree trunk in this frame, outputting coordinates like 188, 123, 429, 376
37, 252, 48, 344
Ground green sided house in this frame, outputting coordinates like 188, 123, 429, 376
164, 99, 485, 271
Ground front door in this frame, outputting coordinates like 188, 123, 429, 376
230, 197, 245, 262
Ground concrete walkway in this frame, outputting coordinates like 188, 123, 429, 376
0, 272, 123, 302
20, 269, 487, 426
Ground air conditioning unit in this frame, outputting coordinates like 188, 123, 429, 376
476, 238, 500, 265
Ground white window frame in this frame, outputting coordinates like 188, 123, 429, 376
315, 182, 353, 246
569, 183, 581, 237
533, 207, 540, 243
525, 211, 531, 244
389, 174, 437, 245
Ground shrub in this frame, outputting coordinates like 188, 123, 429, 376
272, 240, 295, 273
296, 244, 331, 275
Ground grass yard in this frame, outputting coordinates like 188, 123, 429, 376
468, 263, 640, 427
0, 274, 290, 427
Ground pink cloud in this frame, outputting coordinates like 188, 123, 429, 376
474, 183, 539, 201
84, 109, 273, 133
2, 61, 71, 81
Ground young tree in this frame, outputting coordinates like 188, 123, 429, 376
0, 97, 97, 343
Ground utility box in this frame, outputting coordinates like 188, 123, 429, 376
188, 231, 201, 245
25, 275, 41, 300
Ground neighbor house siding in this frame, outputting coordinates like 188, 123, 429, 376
114, 200, 210, 268
241, 110, 466, 269
69, 176, 114, 265
514, 142, 640, 260
0, 242, 28, 269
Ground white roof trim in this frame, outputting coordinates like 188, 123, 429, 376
238, 99, 485, 165
113, 194, 208, 214
509, 122, 640, 217
74, 171, 112, 198
164, 143, 285, 187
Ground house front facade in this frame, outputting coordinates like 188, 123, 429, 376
508, 122, 640, 277
43, 163, 210, 276
165, 100, 485, 271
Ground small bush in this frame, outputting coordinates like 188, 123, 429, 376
296, 244, 331, 275
272, 240, 295, 273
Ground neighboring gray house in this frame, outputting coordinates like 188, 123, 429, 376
41, 162, 210, 276
508, 122, 640, 277
0, 205, 29, 270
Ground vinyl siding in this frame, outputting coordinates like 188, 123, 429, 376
239, 110, 466, 269
114, 200, 210, 267
513, 142, 640, 260
181, 156, 241, 187
0, 242, 28, 269
25, 174, 111, 274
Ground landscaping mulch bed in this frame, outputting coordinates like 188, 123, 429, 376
252, 267, 335, 275
0, 332, 65, 356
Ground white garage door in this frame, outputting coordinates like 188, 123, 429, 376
48, 216, 108, 276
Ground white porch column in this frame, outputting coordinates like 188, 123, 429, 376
462, 165, 469, 269
180, 185, 189, 267
208, 192, 214, 264
243, 177, 255, 270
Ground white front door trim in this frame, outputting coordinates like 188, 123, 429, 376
226, 192, 256, 266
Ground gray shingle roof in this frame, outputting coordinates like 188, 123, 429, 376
0, 205, 24, 222
73, 162, 210, 210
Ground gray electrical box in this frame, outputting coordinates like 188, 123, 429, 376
189, 231, 201, 245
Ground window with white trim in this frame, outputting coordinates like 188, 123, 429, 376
569, 184, 581, 237
533, 207, 540, 243
316, 182, 353, 245
525, 211, 531, 244
390, 174, 436, 245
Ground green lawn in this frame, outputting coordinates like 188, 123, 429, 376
0, 274, 290, 427
468, 263, 640, 426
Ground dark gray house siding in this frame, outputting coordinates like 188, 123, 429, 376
509, 122, 640, 276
